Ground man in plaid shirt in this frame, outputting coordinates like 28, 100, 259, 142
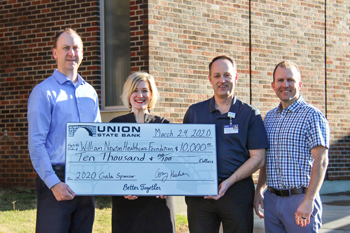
254, 60, 330, 233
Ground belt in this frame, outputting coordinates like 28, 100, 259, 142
268, 186, 307, 197
52, 165, 65, 172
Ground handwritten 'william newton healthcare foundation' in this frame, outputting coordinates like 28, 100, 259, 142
65, 123, 218, 196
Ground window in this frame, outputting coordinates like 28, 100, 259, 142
101, 0, 130, 109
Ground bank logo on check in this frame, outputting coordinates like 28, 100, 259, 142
68, 125, 97, 137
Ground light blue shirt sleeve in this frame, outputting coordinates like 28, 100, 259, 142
28, 82, 61, 189
28, 70, 101, 189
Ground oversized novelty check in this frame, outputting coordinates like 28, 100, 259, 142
65, 123, 218, 196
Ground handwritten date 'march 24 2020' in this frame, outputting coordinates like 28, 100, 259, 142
65, 123, 218, 196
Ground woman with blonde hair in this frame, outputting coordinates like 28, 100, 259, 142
110, 72, 175, 233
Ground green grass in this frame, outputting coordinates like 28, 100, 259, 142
175, 214, 189, 232
0, 188, 188, 232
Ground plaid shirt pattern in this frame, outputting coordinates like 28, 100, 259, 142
264, 96, 330, 190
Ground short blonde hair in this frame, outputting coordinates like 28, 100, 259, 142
121, 72, 159, 110
273, 60, 301, 82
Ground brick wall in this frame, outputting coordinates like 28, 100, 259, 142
0, 0, 101, 188
1, 0, 350, 188
148, 0, 251, 122
130, 0, 149, 73
325, 0, 350, 180
250, 1, 326, 113
147, 0, 350, 181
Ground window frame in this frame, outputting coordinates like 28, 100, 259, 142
100, 0, 130, 111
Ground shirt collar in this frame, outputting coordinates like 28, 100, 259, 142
277, 95, 305, 113
208, 95, 239, 114
52, 69, 85, 86
127, 112, 154, 123
144, 113, 154, 123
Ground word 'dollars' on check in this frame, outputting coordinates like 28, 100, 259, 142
65, 123, 218, 196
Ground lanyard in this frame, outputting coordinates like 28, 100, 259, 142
228, 112, 235, 126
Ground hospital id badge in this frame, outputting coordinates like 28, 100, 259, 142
224, 124, 239, 134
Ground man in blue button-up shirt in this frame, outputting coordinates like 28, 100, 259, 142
28, 28, 101, 233
254, 61, 329, 233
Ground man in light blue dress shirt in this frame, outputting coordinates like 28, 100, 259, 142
27, 28, 101, 233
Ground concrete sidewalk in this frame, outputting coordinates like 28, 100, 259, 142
175, 191, 350, 233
